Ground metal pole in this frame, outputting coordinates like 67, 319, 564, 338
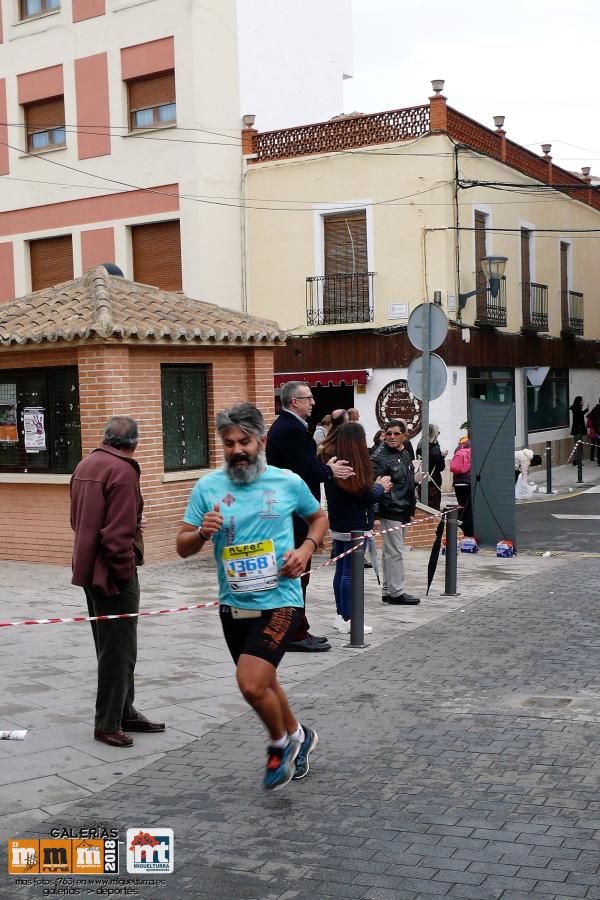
347, 530, 368, 649
522, 368, 529, 449
421, 304, 431, 507
576, 441, 584, 483
545, 441, 552, 494
443, 509, 460, 596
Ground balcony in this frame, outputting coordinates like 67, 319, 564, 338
521, 281, 548, 332
474, 276, 507, 328
306, 273, 374, 326
561, 290, 584, 337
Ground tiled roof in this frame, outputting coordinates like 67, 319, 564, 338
0, 267, 287, 347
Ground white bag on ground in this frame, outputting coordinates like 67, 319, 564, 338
515, 473, 535, 500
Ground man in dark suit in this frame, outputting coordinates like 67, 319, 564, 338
267, 381, 354, 652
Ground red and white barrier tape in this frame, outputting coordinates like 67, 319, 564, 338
0, 514, 445, 630
0, 601, 219, 630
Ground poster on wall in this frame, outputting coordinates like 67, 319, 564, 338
0, 384, 18, 443
24, 407, 46, 452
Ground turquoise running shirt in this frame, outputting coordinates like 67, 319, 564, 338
183, 465, 320, 610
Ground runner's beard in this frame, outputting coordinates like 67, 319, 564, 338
225, 448, 267, 484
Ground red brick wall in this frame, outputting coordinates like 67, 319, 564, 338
0, 348, 78, 563
0, 343, 276, 566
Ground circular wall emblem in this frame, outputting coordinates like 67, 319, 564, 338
375, 379, 422, 438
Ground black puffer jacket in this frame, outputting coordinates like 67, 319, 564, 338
372, 444, 416, 522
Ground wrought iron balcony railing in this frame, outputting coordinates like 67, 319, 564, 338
521, 281, 549, 331
475, 276, 507, 328
306, 273, 374, 326
561, 290, 584, 336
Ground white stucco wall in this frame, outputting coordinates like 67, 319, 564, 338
356, 366, 469, 462
237, 0, 353, 130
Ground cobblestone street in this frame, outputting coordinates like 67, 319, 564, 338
2, 555, 600, 898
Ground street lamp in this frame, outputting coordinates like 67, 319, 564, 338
458, 255, 508, 311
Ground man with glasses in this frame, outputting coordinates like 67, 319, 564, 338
267, 381, 354, 652
372, 420, 420, 606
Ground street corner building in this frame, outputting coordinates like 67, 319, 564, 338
0, 265, 286, 564
242, 82, 600, 470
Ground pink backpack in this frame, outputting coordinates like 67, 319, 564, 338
450, 446, 471, 475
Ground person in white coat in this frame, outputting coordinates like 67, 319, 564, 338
514, 448, 543, 484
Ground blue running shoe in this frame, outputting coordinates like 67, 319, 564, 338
293, 725, 318, 780
263, 740, 300, 790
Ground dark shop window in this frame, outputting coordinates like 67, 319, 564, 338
0, 366, 81, 473
527, 368, 569, 431
161, 365, 209, 471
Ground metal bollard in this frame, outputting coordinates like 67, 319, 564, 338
442, 509, 460, 597
545, 441, 552, 494
346, 530, 369, 649
576, 441, 584, 483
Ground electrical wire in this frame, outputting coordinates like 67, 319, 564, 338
0, 135, 456, 211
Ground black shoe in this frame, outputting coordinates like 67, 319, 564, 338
364, 561, 373, 569
306, 633, 329, 645
386, 593, 421, 605
121, 712, 165, 733
287, 638, 332, 652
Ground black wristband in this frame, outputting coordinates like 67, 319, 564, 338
198, 527, 210, 541
304, 536, 318, 552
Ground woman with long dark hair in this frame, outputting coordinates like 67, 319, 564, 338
570, 396, 589, 464
320, 423, 391, 633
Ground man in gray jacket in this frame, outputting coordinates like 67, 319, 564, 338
372, 420, 420, 605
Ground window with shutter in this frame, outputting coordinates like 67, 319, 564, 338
30, 235, 73, 291
321, 210, 370, 323
131, 220, 182, 291
521, 228, 531, 323
161, 366, 209, 471
25, 97, 66, 152
474, 211, 488, 321
128, 72, 176, 131
324, 211, 368, 275
20, 0, 60, 20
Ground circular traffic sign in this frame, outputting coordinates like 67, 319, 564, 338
407, 303, 448, 352
407, 353, 448, 401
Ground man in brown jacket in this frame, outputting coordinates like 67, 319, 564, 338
70, 415, 165, 748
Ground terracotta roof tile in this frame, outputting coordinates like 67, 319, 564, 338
0, 267, 287, 348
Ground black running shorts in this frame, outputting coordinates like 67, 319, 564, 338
219, 605, 301, 668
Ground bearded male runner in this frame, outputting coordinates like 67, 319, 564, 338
176, 402, 327, 790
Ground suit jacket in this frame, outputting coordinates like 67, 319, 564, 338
266, 410, 333, 543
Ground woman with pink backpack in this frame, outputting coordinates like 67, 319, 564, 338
450, 433, 474, 537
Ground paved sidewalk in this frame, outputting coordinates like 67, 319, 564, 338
3, 555, 600, 898
525, 458, 600, 501
0, 541, 553, 847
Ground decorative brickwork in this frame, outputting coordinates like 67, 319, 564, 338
250, 96, 599, 213
252, 106, 430, 162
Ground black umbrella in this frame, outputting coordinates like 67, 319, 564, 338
426, 516, 446, 596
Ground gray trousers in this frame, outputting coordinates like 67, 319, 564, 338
380, 518, 405, 598
84, 573, 139, 732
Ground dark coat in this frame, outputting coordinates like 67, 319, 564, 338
416, 440, 446, 488
324, 480, 384, 533
266, 410, 333, 542
70, 446, 144, 597
570, 402, 589, 437
372, 444, 416, 522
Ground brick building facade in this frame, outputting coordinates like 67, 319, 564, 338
0, 266, 284, 564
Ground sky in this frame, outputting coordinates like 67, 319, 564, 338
344, 0, 599, 173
